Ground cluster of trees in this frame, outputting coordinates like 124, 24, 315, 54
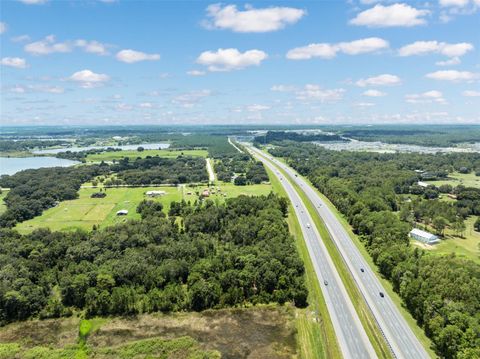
253, 131, 345, 145
0, 165, 108, 227
214, 153, 268, 185
110, 156, 208, 185
56, 147, 122, 162
0, 194, 307, 325
270, 143, 480, 358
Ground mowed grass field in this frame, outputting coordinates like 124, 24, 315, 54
15, 182, 272, 233
414, 216, 480, 264
427, 171, 480, 188
85, 148, 208, 162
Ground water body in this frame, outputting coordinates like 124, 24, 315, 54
314, 140, 480, 154
0, 157, 79, 176
33, 142, 170, 154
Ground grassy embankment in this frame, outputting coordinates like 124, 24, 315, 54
271, 155, 436, 357
266, 166, 341, 359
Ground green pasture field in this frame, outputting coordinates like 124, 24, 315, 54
15, 182, 272, 233
427, 171, 480, 189
85, 149, 208, 162
414, 216, 480, 264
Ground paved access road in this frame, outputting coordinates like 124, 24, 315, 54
248, 145, 430, 359
245, 145, 377, 359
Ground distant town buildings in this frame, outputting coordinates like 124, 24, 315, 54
409, 228, 440, 245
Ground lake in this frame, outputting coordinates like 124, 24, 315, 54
33, 142, 170, 154
0, 157, 79, 176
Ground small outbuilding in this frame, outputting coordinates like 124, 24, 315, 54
409, 228, 440, 244
116, 209, 129, 216
145, 190, 166, 197
417, 181, 430, 188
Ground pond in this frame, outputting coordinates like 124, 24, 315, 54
32, 142, 170, 154
0, 157, 79, 176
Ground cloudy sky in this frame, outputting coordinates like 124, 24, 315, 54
1, 0, 479, 126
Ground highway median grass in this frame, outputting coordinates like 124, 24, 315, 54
266, 166, 341, 359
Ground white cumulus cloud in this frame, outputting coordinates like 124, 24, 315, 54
1, 57, 28, 69
69, 69, 110, 88
350, 3, 429, 27
196, 48, 267, 72
204, 4, 306, 32
0, 22, 6, 34
25, 35, 72, 55
296, 84, 345, 102
18, 0, 48, 4
116, 49, 160, 63
247, 104, 271, 112
187, 70, 206, 76
426, 70, 479, 82
462, 90, 480, 97
363, 89, 386, 97
286, 37, 388, 60
398, 41, 473, 58
356, 74, 401, 87
405, 90, 446, 104
76, 40, 109, 55
172, 90, 211, 108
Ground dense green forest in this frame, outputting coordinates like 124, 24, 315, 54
270, 142, 480, 359
253, 131, 345, 145
0, 194, 307, 326
214, 152, 269, 184
110, 156, 208, 185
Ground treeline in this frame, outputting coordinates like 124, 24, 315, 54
270, 143, 480, 359
253, 131, 345, 145
55, 147, 122, 162
110, 156, 208, 185
0, 195, 307, 325
214, 153, 269, 185
0, 165, 108, 227
0, 139, 68, 152
340, 126, 480, 147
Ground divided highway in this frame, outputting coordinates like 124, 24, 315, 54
247, 144, 430, 359
244, 145, 377, 359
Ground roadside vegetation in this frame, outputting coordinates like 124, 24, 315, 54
270, 142, 480, 358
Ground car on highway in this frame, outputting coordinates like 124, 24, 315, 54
324, 280, 328, 286
306, 223, 310, 228
379, 292, 385, 298
361, 268, 365, 273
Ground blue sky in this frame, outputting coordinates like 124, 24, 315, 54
1, 0, 479, 125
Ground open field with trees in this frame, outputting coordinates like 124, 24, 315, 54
15, 182, 273, 233
85, 149, 208, 162
427, 172, 480, 189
